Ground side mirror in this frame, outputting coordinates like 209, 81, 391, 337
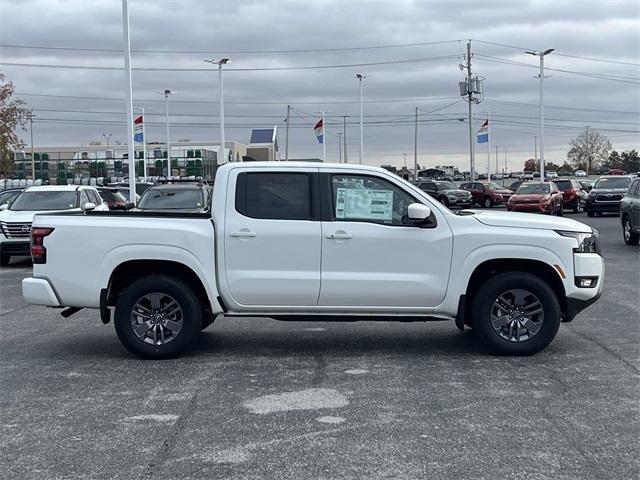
0, 204, 8, 211
82, 202, 96, 212
408, 203, 431, 222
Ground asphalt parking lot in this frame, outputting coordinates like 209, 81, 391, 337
1, 211, 638, 480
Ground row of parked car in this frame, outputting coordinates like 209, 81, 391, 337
0, 180, 212, 266
414, 175, 640, 246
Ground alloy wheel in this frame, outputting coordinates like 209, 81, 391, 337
624, 219, 631, 242
130, 292, 183, 345
490, 289, 544, 342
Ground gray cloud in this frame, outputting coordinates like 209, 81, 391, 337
1, 0, 638, 171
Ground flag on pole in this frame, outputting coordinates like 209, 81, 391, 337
477, 119, 489, 143
134, 115, 144, 142
314, 119, 324, 144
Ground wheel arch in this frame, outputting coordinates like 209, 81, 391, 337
464, 258, 568, 324
106, 260, 219, 315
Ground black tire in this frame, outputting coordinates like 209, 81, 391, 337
556, 203, 564, 217
483, 197, 494, 208
114, 275, 202, 359
573, 202, 583, 214
0, 255, 10, 267
470, 272, 561, 356
587, 209, 595, 218
622, 215, 640, 245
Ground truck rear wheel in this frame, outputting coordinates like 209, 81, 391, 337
114, 275, 202, 359
470, 272, 561, 356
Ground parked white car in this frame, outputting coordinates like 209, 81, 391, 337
546, 171, 558, 179
22, 163, 604, 358
575, 170, 588, 177
0, 185, 108, 266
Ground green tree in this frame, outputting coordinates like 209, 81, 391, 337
605, 150, 622, 170
0, 73, 31, 177
523, 158, 537, 171
621, 150, 639, 173
567, 127, 612, 174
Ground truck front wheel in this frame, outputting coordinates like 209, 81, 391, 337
471, 272, 561, 355
114, 275, 202, 359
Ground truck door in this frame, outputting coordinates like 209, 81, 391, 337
222, 169, 321, 307
318, 172, 453, 309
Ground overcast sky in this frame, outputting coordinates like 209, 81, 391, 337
1, 0, 639, 171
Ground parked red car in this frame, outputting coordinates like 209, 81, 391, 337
608, 169, 627, 175
507, 182, 564, 215
552, 179, 588, 213
459, 181, 512, 208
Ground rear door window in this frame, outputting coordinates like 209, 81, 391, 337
236, 172, 312, 220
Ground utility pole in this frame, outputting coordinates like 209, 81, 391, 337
403, 152, 407, 168
534, 135, 538, 172
337, 133, 343, 163
487, 111, 491, 181
28, 113, 36, 180
285, 104, 290, 161
586, 125, 591, 175
343, 115, 348, 164
495, 145, 499, 180
466, 41, 475, 181
204, 58, 231, 162
160, 89, 174, 178
504, 146, 507, 187
121, 0, 136, 203
414, 106, 418, 181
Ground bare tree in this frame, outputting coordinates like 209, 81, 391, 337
0, 73, 31, 177
567, 127, 611, 174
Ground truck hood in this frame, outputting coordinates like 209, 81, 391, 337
464, 209, 592, 232
0, 209, 81, 223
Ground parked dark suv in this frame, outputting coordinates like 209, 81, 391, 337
552, 179, 587, 213
586, 175, 633, 217
459, 181, 512, 208
134, 180, 212, 213
620, 178, 640, 245
415, 180, 472, 208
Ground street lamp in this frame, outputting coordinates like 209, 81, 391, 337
526, 48, 554, 181
159, 89, 174, 178
204, 58, 230, 163
355, 73, 368, 164
102, 132, 112, 150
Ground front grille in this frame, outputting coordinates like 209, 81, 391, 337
596, 194, 622, 202
0, 222, 31, 238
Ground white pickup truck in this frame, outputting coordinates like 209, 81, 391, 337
22, 162, 604, 359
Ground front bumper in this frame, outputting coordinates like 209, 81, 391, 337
22, 277, 61, 307
449, 197, 473, 207
0, 237, 30, 257
509, 203, 551, 213
586, 200, 621, 212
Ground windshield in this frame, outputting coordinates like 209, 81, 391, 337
0, 190, 21, 206
483, 183, 501, 190
594, 177, 631, 189
10, 191, 78, 211
516, 183, 550, 194
554, 180, 572, 189
137, 188, 205, 210
437, 182, 457, 190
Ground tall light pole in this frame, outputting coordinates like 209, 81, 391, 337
102, 132, 112, 151
159, 89, 174, 178
204, 58, 230, 163
134, 107, 147, 179
121, 0, 136, 202
337, 133, 343, 163
355, 73, 367, 164
526, 48, 554, 181
534, 135, 538, 172
28, 113, 36, 180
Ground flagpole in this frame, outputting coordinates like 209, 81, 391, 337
322, 111, 326, 162
487, 110, 491, 181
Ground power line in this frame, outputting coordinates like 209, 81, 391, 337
0, 55, 460, 72
472, 39, 640, 67
0, 39, 462, 55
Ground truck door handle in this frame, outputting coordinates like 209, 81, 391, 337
230, 229, 257, 238
326, 231, 352, 240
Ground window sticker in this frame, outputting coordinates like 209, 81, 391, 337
335, 187, 393, 221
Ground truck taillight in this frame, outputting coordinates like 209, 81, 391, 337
31, 228, 54, 264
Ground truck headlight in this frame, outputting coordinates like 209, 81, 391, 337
556, 230, 600, 254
